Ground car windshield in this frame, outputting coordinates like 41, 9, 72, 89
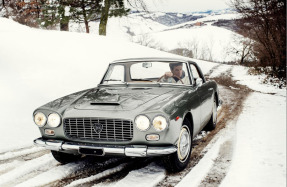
102, 61, 191, 85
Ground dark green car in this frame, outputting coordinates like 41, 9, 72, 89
33, 58, 220, 172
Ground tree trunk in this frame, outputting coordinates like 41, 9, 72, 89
99, 0, 110, 36
60, 22, 69, 31
81, 1, 89, 33
84, 19, 89, 33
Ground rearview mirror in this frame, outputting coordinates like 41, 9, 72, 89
142, 62, 152, 68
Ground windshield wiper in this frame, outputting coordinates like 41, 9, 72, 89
131, 79, 151, 81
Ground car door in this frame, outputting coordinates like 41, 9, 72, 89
189, 63, 213, 128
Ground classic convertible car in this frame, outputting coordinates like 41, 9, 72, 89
33, 58, 220, 172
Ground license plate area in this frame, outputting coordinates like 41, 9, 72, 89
79, 148, 104, 156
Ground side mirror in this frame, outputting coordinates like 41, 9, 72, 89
195, 78, 203, 86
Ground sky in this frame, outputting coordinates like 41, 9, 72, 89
126, 0, 230, 13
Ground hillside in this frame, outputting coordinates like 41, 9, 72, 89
69, 10, 243, 63
0, 15, 285, 187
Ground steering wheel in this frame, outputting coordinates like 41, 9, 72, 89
157, 75, 184, 84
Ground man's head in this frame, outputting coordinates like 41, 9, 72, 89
169, 63, 183, 78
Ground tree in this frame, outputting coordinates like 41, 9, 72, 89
231, 0, 286, 78
98, 0, 148, 35
68, 0, 102, 33
39, 0, 129, 33
40, 0, 73, 31
1, 0, 44, 27
40, 0, 101, 32
99, 0, 129, 35
228, 33, 255, 65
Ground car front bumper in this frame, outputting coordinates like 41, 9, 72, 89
34, 138, 177, 157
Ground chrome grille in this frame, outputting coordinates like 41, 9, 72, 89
64, 118, 133, 142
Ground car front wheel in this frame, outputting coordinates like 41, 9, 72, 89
163, 119, 192, 172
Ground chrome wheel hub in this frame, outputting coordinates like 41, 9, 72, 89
177, 126, 191, 162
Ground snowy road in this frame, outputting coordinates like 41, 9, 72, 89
0, 65, 273, 187
0, 18, 285, 187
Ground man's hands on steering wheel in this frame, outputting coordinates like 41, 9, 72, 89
157, 72, 184, 84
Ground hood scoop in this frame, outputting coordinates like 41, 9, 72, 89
90, 102, 120, 106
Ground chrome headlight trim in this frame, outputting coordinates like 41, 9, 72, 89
34, 112, 47, 127
47, 113, 61, 128
135, 115, 151, 131
152, 115, 169, 132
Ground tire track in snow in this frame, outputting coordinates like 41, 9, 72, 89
0, 147, 46, 162
96, 162, 166, 187
15, 161, 87, 187
47, 157, 127, 187
0, 160, 22, 175
65, 163, 128, 187
0, 153, 58, 187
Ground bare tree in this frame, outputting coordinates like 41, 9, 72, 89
228, 33, 255, 64
134, 33, 159, 48
231, 0, 286, 78
178, 39, 200, 59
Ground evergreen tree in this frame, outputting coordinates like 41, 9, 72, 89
40, 0, 71, 31
69, 0, 101, 33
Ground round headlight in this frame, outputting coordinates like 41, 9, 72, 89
47, 113, 61, 127
34, 112, 47, 127
135, 115, 150, 131
153, 116, 168, 131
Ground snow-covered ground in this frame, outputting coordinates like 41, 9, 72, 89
0, 17, 286, 187
0, 17, 175, 153
177, 65, 286, 187
69, 12, 244, 62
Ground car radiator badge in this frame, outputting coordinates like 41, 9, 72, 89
93, 123, 103, 133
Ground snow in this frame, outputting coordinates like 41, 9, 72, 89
178, 67, 286, 186
0, 147, 45, 160
69, 14, 168, 39
144, 25, 244, 62
0, 154, 56, 186
97, 163, 166, 187
0, 17, 176, 153
0, 15, 286, 187
220, 93, 286, 187
66, 163, 127, 187
16, 160, 85, 187
232, 66, 286, 97
209, 64, 232, 78
176, 120, 235, 187
67, 11, 243, 62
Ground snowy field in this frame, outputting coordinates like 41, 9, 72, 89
69, 12, 245, 62
0, 17, 286, 187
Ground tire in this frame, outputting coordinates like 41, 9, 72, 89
163, 118, 192, 173
51, 150, 81, 164
205, 97, 217, 131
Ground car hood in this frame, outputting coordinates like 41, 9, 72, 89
72, 87, 174, 111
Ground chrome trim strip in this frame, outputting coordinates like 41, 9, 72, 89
147, 146, 177, 156
33, 138, 177, 157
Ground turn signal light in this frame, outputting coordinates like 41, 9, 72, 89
146, 134, 160, 141
45, 129, 55, 136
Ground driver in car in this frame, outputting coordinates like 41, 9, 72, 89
159, 63, 190, 84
